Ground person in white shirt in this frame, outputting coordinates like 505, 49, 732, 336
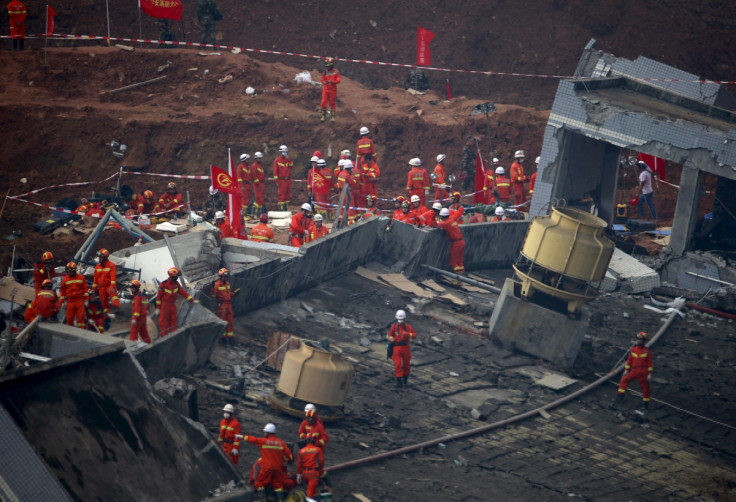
637, 161, 657, 220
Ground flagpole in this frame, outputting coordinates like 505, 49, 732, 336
105, 0, 111, 46
138, 0, 143, 48
44, 5, 48, 66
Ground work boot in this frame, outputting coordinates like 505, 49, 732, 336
330, 109, 336, 122
256, 488, 266, 502
617, 392, 625, 400
643, 401, 649, 409
320, 109, 326, 121
402, 375, 408, 386
396, 377, 403, 388
276, 490, 285, 502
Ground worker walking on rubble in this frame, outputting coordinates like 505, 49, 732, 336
297, 434, 325, 500
437, 207, 466, 275
299, 404, 329, 451
218, 403, 241, 464
92, 249, 118, 315
33, 251, 56, 294
618, 331, 654, 408
155, 267, 195, 337
211, 268, 237, 343
60, 262, 88, 329
129, 279, 152, 346
388, 309, 417, 387
320, 58, 341, 121
237, 423, 294, 502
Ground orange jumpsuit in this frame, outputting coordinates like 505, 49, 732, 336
483, 172, 497, 205
33, 289, 59, 321
251, 222, 275, 242
251, 161, 266, 210
360, 159, 380, 197
273, 156, 294, 205
388, 322, 417, 378
422, 209, 438, 227
298, 417, 329, 451
363, 207, 381, 219
130, 291, 151, 343
308, 223, 330, 242
133, 192, 157, 214
156, 191, 184, 214
237, 161, 252, 209
218, 219, 236, 239
495, 174, 512, 203
310, 167, 331, 212
529, 172, 537, 196
60, 273, 88, 328
433, 163, 448, 201
448, 202, 465, 223
86, 300, 106, 333
618, 345, 653, 401
93, 260, 118, 313
244, 434, 293, 495
155, 277, 194, 336
8, 0, 26, 40
218, 416, 242, 465
320, 68, 341, 111
336, 169, 361, 221
438, 213, 466, 274
356, 136, 375, 163
290, 212, 311, 247
297, 443, 325, 498
509, 160, 527, 206
406, 167, 430, 207
211, 278, 235, 340
33, 261, 55, 294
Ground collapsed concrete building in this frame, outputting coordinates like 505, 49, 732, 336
1, 42, 736, 501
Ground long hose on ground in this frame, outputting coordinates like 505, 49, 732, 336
326, 307, 681, 473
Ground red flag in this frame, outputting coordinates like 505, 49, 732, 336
416, 28, 435, 66
226, 150, 243, 239
445, 79, 452, 100
211, 165, 239, 194
139, 0, 183, 21
637, 153, 666, 182
46, 6, 57, 36
473, 150, 487, 204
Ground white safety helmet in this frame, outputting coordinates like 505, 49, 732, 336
223, 404, 235, 413
343, 160, 354, 170
209, 186, 218, 196
410, 195, 420, 203
317, 159, 327, 167
495, 166, 505, 175
395, 309, 406, 320
341, 149, 351, 158
310, 156, 320, 163
495, 206, 505, 216
439, 208, 450, 217
279, 145, 288, 154
240, 153, 250, 162
359, 126, 370, 135
493, 157, 500, 164
408, 158, 421, 167
215, 211, 225, 219
304, 403, 316, 413
254, 152, 263, 159
514, 150, 525, 159
263, 423, 276, 434
313, 213, 323, 222
337, 159, 347, 168
301, 203, 313, 212
535, 156, 540, 164
436, 154, 446, 163
432, 202, 442, 210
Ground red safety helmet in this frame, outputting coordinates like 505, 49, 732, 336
395, 196, 405, 203
325, 57, 334, 67
144, 190, 154, 199
218, 268, 228, 277
305, 409, 316, 419
452, 191, 461, 198
259, 213, 269, 223
312, 150, 322, 159
636, 331, 648, 340
629, 197, 639, 206
65, 262, 77, 272
168, 267, 181, 278
97, 248, 109, 258
42, 251, 54, 262
167, 182, 177, 190
130, 279, 141, 289
41, 279, 53, 289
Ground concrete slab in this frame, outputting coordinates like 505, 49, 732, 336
605, 248, 660, 293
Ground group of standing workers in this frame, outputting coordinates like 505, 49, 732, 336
218, 402, 330, 501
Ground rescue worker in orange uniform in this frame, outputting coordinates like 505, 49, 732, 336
8, 0, 26, 51
388, 309, 417, 387
356, 126, 376, 163
86, 292, 107, 333
446, 191, 465, 223
290, 203, 313, 247
251, 213, 275, 242
336, 159, 361, 223
297, 434, 325, 499
320, 58, 340, 121
405, 157, 430, 208
362, 195, 381, 219
273, 145, 294, 211
251, 152, 266, 215
298, 404, 329, 451
215, 211, 236, 239
483, 160, 498, 205
60, 262, 88, 328
618, 331, 654, 407
307, 213, 329, 242
156, 182, 184, 216
437, 207, 466, 274
237, 153, 253, 215
313, 158, 332, 217
218, 404, 242, 465
33, 251, 56, 294
237, 423, 294, 502
421, 202, 443, 228
332, 151, 351, 192
391, 196, 406, 220
155, 267, 195, 337
509, 150, 527, 208
529, 156, 539, 197
129, 279, 151, 345
92, 249, 118, 314
493, 166, 512, 203
133, 190, 157, 215
492, 206, 508, 222
393, 201, 415, 224
31, 279, 60, 322
211, 268, 237, 343
360, 153, 380, 198
433, 154, 449, 202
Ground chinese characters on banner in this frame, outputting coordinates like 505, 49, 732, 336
139, 0, 183, 21
416, 27, 435, 66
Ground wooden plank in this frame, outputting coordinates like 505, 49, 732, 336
352, 494, 372, 502
420, 279, 446, 292
354, 266, 386, 285
468, 273, 495, 285
438, 293, 467, 306
265, 331, 301, 370
377, 273, 434, 298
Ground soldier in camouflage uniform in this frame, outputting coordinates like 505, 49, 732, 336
460, 136, 477, 192
197, 0, 222, 45
204, 186, 227, 221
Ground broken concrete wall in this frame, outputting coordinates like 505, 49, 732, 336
0, 348, 240, 502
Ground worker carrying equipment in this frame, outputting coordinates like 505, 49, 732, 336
617, 331, 653, 408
